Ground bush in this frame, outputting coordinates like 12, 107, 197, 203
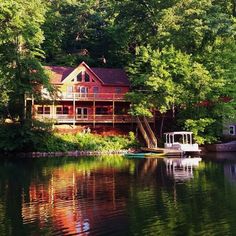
0, 121, 139, 153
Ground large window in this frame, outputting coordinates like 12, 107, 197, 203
77, 72, 82, 82
85, 72, 90, 82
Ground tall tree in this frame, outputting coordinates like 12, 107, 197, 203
42, 0, 120, 67
123, 0, 236, 142
0, 0, 50, 121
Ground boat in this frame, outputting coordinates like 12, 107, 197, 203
164, 131, 201, 154
124, 152, 165, 159
206, 141, 236, 152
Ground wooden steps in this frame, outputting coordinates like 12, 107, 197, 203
137, 116, 157, 148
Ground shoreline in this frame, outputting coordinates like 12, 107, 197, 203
3, 150, 130, 158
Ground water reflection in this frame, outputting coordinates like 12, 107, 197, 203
20, 156, 132, 235
164, 157, 202, 182
224, 164, 236, 185
1, 155, 236, 235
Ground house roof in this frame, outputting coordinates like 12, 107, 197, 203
45, 66, 74, 84
91, 67, 130, 86
44, 64, 130, 86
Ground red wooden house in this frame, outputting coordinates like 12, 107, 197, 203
33, 62, 135, 127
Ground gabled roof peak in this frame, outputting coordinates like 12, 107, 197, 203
44, 63, 130, 86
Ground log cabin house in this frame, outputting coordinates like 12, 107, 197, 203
31, 62, 157, 147
33, 62, 139, 127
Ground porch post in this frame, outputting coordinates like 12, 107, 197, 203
31, 95, 34, 118
93, 100, 96, 128
73, 92, 76, 126
24, 93, 27, 119
112, 100, 115, 128
52, 101, 55, 119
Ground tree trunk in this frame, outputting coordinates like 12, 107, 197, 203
159, 114, 165, 138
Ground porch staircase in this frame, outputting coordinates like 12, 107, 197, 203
137, 116, 157, 148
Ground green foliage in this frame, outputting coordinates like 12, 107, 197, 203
184, 118, 217, 144
123, 0, 236, 141
0, 122, 138, 152
0, 0, 51, 120
127, 45, 214, 116
0, 120, 53, 152
42, 0, 121, 67
74, 132, 138, 151
0, 0, 235, 143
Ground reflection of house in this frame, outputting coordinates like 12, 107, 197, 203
164, 158, 201, 182
21, 166, 129, 235
33, 62, 135, 126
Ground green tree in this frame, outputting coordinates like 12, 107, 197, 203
0, 0, 50, 121
42, 0, 121, 67
121, 0, 236, 142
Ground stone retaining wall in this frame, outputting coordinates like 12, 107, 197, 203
16, 150, 129, 158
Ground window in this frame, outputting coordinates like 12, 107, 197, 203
44, 107, 50, 114
229, 125, 236, 135
96, 107, 109, 115
56, 107, 62, 114
37, 106, 50, 114
80, 87, 88, 94
93, 87, 99, 93
67, 86, 73, 93
56, 106, 69, 114
115, 87, 122, 93
77, 72, 82, 82
85, 72, 90, 82
37, 106, 43, 114
63, 107, 69, 114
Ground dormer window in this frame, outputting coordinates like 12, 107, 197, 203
85, 72, 90, 82
77, 72, 82, 82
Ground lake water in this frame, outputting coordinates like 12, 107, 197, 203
1, 154, 236, 235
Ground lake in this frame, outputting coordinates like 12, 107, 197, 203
0, 153, 236, 235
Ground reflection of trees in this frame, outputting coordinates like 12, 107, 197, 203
127, 161, 236, 235
1, 157, 236, 235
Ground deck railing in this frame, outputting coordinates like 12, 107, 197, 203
34, 114, 142, 123
58, 92, 126, 101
